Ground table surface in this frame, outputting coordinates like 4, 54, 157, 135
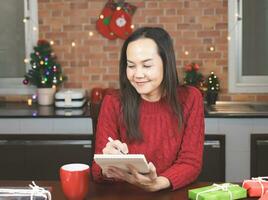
0, 180, 258, 200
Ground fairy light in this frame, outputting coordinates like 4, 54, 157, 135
89, 31, 94, 36
24, 58, 29, 63
27, 98, 32, 106
209, 46, 215, 52
71, 42, 76, 47
130, 24, 135, 29
184, 51, 189, 55
116, 7, 121, 10
33, 26, 37, 31
100, 15, 104, 19
50, 40, 54, 45
227, 36, 231, 41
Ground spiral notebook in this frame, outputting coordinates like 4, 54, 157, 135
94, 154, 150, 174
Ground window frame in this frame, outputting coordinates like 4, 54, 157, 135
228, 0, 268, 93
0, 0, 38, 95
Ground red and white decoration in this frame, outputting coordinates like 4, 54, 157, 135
96, 0, 137, 40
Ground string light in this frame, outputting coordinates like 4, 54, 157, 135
71, 42, 76, 47
130, 24, 135, 29
33, 26, 37, 31
209, 46, 215, 52
89, 31, 94, 36
24, 58, 29, 63
100, 15, 104, 19
116, 7, 121, 10
50, 41, 54, 45
27, 98, 32, 106
184, 51, 189, 55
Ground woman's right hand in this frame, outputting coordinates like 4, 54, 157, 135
102, 139, 129, 155
101, 139, 128, 179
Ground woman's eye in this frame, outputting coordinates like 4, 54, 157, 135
127, 65, 135, 68
143, 65, 152, 68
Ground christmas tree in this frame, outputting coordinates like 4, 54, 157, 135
206, 72, 220, 92
184, 63, 204, 87
23, 39, 65, 88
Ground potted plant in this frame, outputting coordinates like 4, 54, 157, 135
183, 62, 205, 95
205, 72, 220, 105
23, 40, 66, 105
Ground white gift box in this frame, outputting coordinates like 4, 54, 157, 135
55, 89, 86, 108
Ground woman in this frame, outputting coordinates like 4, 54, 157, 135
91, 27, 204, 192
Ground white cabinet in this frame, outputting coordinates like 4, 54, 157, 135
0, 118, 92, 135
205, 118, 268, 182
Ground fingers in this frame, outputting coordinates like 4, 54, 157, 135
148, 162, 157, 180
102, 139, 128, 155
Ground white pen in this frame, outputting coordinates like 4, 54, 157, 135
108, 137, 126, 155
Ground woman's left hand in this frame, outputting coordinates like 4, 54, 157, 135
105, 162, 171, 192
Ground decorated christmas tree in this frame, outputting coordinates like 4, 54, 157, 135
206, 72, 220, 92
205, 72, 220, 105
23, 39, 65, 88
184, 62, 205, 93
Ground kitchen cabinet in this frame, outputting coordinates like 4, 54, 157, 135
0, 103, 93, 180
198, 135, 225, 182
0, 134, 92, 180
205, 118, 268, 182
251, 134, 268, 177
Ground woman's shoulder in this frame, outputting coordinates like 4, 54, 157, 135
177, 85, 203, 106
101, 89, 121, 108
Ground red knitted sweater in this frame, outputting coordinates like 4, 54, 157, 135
91, 86, 204, 190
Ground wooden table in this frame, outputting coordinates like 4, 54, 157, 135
0, 180, 258, 200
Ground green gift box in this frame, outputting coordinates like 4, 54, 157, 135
188, 183, 247, 200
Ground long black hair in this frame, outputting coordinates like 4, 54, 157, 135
119, 27, 183, 141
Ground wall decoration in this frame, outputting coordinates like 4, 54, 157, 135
96, 0, 137, 40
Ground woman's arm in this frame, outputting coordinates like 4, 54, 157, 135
91, 94, 122, 182
160, 87, 205, 190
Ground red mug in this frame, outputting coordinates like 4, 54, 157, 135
60, 163, 90, 200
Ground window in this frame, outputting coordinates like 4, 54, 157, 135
0, 0, 38, 95
228, 0, 268, 93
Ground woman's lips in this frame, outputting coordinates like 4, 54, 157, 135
135, 81, 149, 86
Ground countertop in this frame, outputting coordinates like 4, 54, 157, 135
205, 101, 268, 118
0, 101, 91, 118
0, 101, 268, 118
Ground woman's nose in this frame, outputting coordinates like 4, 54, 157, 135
134, 66, 145, 78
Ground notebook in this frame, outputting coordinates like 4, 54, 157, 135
94, 154, 150, 174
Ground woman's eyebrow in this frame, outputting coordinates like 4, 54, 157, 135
127, 58, 153, 63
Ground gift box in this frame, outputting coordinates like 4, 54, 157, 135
242, 177, 268, 197
188, 183, 247, 200
0, 182, 51, 200
259, 191, 268, 200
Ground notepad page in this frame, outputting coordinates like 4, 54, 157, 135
94, 154, 150, 174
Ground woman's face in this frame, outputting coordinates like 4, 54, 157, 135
126, 38, 164, 102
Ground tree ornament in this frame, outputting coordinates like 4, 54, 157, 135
23, 79, 29, 85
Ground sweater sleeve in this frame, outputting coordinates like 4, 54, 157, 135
91, 94, 121, 182
159, 87, 205, 190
